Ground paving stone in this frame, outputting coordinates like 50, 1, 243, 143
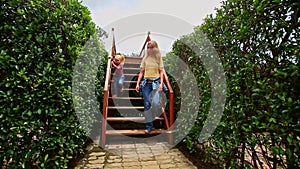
150, 146, 166, 151
86, 163, 105, 168
167, 151, 183, 155
140, 160, 158, 166
173, 157, 185, 163
141, 165, 160, 169
75, 142, 198, 169
107, 155, 121, 160
104, 166, 123, 169
122, 157, 139, 162
156, 158, 174, 165
107, 158, 122, 163
151, 149, 166, 155
123, 166, 141, 169
121, 144, 136, 149
105, 162, 123, 167
152, 151, 165, 156
139, 156, 155, 161
155, 154, 171, 160
107, 150, 122, 156
89, 164, 105, 169
137, 153, 154, 158
88, 156, 98, 161
90, 152, 106, 157
160, 163, 177, 169
122, 151, 138, 156
122, 161, 141, 167
122, 148, 137, 153
137, 148, 152, 153
135, 143, 149, 148
137, 148, 152, 152
167, 149, 181, 155
88, 157, 106, 164
106, 145, 122, 149
137, 152, 152, 156
122, 154, 139, 159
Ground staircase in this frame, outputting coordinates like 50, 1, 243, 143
101, 56, 174, 147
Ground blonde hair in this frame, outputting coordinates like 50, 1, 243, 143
146, 40, 161, 63
115, 54, 125, 63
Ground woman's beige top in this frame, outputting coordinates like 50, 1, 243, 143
140, 56, 164, 78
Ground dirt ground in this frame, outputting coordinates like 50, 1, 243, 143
176, 142, 221, 169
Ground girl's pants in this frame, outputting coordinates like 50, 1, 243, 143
112, 75, 125, 96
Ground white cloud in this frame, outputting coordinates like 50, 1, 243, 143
82, 0, 223, 55
83, 0, 221, 26
140, 0, 221, 25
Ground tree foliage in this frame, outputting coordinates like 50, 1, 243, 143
0, 0, 107, 168
168, 0, 300, 168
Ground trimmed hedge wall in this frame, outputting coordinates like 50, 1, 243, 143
167, 0, 300, 168
0, 0, 107, 168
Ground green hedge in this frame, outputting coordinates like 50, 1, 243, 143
0, 0, 107, 168
168, 0, 300, 168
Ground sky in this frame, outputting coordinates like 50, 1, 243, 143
82, 0, 223, 56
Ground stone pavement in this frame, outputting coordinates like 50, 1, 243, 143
75, 140, 198, 169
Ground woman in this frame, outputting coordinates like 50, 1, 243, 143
135, 40, 164, 133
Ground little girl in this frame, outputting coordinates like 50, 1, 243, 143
111, 54, 125, 98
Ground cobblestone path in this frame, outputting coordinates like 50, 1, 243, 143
75, 141, 198, 169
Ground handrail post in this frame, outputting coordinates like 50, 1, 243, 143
111, 28, 116, 58
138, 31, 151, 58
163, 70, 174, 144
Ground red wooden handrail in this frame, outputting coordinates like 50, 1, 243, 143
163, 70, 174, 127
101, 56, 112, 147
163, 69, 174, 144
101, 29, 115, 147
138, 31, 151, 58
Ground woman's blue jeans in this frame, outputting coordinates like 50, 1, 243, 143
142, 82, 161, 131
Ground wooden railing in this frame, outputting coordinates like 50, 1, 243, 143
102, 28, 116, 141
163, 70, 174, 129
101, 52, 113, 146
162, 69, 174, 143
138, 31, 150, 58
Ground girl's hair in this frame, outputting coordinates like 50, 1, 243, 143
146, 40, 161, 63
115, 54, 125, 63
